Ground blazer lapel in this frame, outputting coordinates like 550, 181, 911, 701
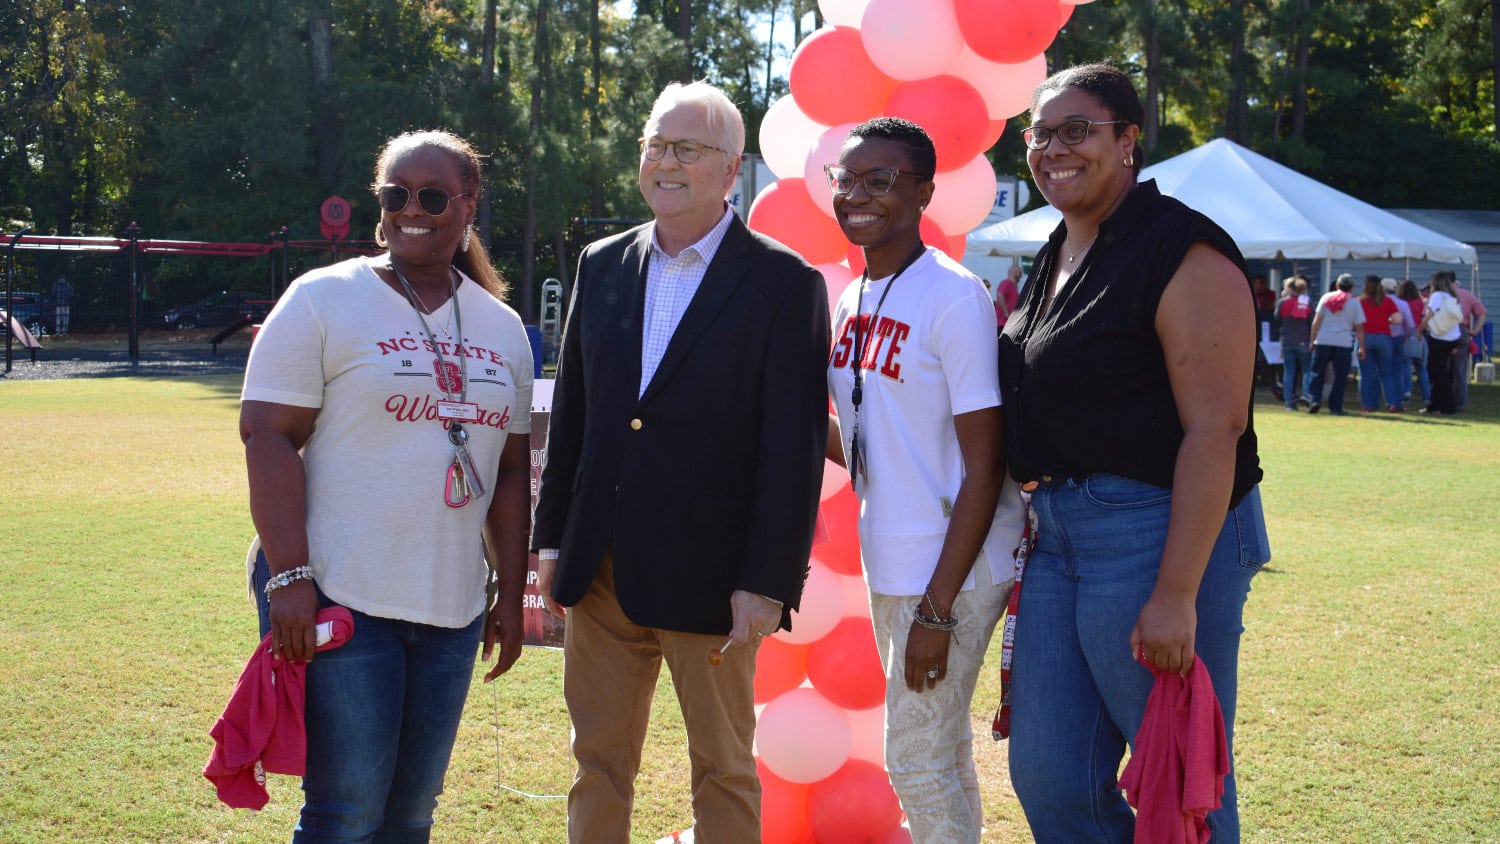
639, 217, 753, 403
615, 229, 652, 392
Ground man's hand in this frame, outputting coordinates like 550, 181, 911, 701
729, 590, 782, 646
537, 556, 566, 620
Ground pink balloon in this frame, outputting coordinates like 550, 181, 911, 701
807, 759, 906, 843
845, 703, 887, 765
776, 557, 845, 645
746, 178, 849, 265
761, 95, 829, 181
756, 688, 854, 783
883, 76, 989, 173
818, 0, 871, 27
956, 0, 1063, 64
789, 27, 897, 127
807, 617, 886, 710
948, 48, 1048, 123
758, 760, 817, 843
860, 0, 962, 81
804, 122, 859, 219
756, 634, 810, 704
926, 153, 999, 235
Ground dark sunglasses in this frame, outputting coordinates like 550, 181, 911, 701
375, 184, 473, 216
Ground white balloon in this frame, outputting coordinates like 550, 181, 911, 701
755, 687, 854, 783
761, 95, 830, 181
860, 0, 963, 81
926, 153, 1000, 235
845, 702, 888, 765
819, 0, 872, 27
774, 558, 845, 645
803, 122, 859, 220
947, 48, 1048, 122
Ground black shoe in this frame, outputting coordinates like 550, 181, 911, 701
1295, 397, 1311, 410
1307, 401, 1320, 415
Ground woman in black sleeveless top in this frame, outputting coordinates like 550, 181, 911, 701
997, 64, 1270, 843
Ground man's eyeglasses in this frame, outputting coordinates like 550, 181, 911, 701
823, 165, 931, 196
639, 138, 726, 164
375, 185, 473, 216
1021, 119, 1128, 150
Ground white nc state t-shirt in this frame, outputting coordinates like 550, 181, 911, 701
242, 257, 533, 627
827, 247, 1022, 596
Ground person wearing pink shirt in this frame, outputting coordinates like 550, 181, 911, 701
1449, 273, 1488, 410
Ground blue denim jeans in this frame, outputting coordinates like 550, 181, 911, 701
1280, 345, 1311, 408
1007, 475, 1270, 844
253, 551, 483, 843
1307, 344, 1353, 412
1357, 333, 1401, 409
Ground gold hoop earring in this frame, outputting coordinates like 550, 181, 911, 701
1124, 154, 1134, 168
461, 225, 471, 252
374, 223, 387, 248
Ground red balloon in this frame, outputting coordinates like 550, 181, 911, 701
756, 635, 810, 705
747, 178, 850, 265
789, 27, 898, 127
758, 760, 817, 843
956, 0, 1063, 64
983, 118, 1007, 153
807, 760, 905, 844
815, 485, 864, 576
806, 617, 886, 711
917, 216, 966, 262
1059, 1, 1075, 27
883, 76, 989, 172
845, 243, 867, 276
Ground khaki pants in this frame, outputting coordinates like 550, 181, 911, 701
562, 554, 762, 844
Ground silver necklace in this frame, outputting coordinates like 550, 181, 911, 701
1064, 234, 1099, 265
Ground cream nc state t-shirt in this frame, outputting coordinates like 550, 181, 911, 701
242, 257, 533, 628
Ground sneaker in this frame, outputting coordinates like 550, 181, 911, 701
1285, 405, 1298, 411
1295, 396, 1311, 410
1307, 401, 1320, 414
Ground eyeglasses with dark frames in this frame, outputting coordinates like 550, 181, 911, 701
1021, 119, 1129, 151
375, 185, 473, 216
638, 137, 726, 164
823, 164, 932, 197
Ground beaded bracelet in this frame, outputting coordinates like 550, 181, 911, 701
913, 604, 959, 632
264, 565, 314, 597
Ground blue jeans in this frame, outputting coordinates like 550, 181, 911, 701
253, 551, 483, 843
1357, 333, 1401, 409
1412, 339, 1431, 403
1008, 475, 1270, 844
1280, 345, 1311, 407
1307, 344, 1353, 412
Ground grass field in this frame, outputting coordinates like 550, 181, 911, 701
0, 374, 1497, 843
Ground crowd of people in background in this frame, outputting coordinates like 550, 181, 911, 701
1272, 269, 1487, 416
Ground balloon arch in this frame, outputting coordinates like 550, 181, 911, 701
739, 1, 1091, 841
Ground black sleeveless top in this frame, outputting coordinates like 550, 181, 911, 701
998, 180, 1262, 507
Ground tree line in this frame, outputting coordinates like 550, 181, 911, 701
2, 0, 1496, 320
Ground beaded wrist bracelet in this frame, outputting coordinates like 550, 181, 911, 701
264, 565, 314, 597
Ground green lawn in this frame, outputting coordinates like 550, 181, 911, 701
1, 375, 1496, 843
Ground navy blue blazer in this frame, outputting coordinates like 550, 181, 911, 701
531, 214, 831, 635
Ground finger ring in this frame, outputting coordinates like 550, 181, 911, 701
925, 669, 939, 680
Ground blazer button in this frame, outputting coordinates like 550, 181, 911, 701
629, 418, 643, 430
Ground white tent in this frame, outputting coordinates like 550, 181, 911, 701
967, 138, 1478, 271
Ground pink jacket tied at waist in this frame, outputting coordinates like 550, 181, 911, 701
203, 606, 355, 809
1119, 655, 1230, 844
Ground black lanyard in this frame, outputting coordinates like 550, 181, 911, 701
851, 242, 926, 408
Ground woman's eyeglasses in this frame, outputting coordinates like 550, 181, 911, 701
375, 185, 473, 216
639, 138, 726, 164
823, 165, 931, 196
1021, 119, 1128, 150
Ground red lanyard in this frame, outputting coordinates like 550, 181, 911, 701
993, 498, 1036, 741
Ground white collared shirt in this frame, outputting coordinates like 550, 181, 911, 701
639, 205, 735, 397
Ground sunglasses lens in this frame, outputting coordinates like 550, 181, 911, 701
377, 186, 409, 213
416, 188, 450, 215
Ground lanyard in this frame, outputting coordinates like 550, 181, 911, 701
847, 243, 925, 490
992, 497, 1036, 741
391, 263, 466, 404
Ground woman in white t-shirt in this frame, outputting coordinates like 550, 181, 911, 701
824, 117, 1022, 844
240, 130, 533, 840
1419, 270, 1464, 415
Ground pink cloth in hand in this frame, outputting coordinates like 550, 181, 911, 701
203, 606, 355, 810
1118, 655, 1230, 844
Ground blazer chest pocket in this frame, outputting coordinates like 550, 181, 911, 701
692, 494, 750, 527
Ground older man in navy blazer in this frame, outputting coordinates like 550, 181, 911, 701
531, 81, 830, 844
